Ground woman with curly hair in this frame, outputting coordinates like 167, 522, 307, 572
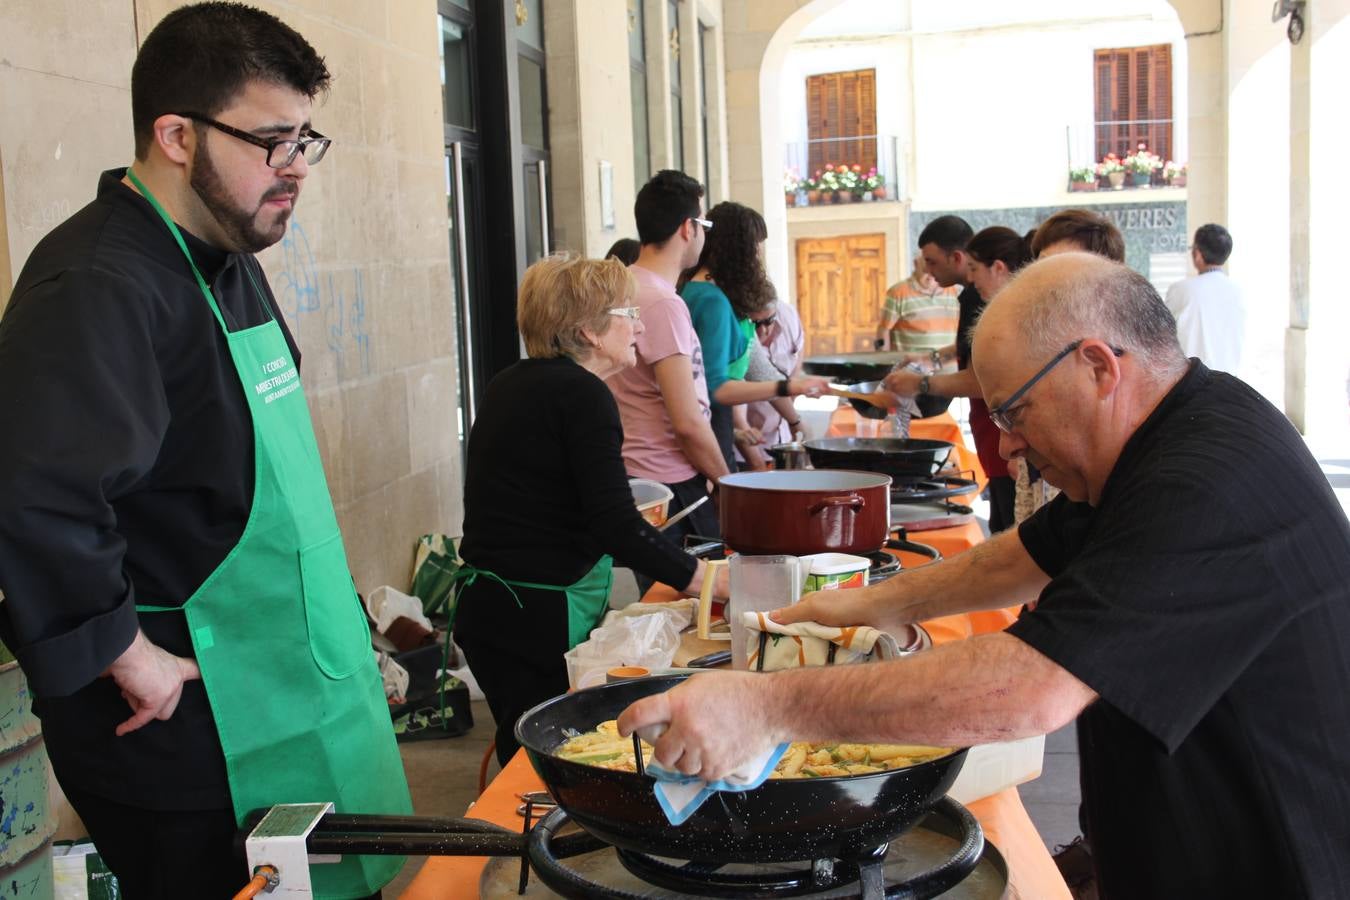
680, 202, 827, 468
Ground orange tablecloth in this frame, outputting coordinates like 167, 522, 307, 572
827, 408, 987, 490
403, 521, 1062, 898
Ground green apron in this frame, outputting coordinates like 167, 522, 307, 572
452, 555, 614, 650
127, 171, 411, 899
728, 316, 755, 381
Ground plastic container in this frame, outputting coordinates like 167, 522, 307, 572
793, 396, 840, 442
728, 555, 803, 670
946, 734, 1046, 804
799, 552, 871, 592
629, 478, 673, 527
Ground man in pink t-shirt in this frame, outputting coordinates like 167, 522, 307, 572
607, 171, 727, 560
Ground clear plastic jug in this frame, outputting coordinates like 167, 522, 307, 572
728, 554, 803, 670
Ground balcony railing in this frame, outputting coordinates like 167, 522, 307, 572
784, 135, 905, 208
1065, 119, 1185, 192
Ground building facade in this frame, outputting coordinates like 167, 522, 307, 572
1, 0, 1345, 594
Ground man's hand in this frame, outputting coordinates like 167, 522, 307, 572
733, 426, 764, 447
882, 368, 922, 397
618, 672, 781, 782
104, 630, 202, 736
771, 586, 885, 630
788, 376, 830, 398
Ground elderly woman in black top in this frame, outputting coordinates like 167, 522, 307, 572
455, 254, 723, 763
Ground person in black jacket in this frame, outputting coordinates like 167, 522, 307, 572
455, 254, 726, 764
0, 5, 409, 899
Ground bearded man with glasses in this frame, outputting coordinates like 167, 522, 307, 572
619, 252, 1350, 900
0, 4, 410, 897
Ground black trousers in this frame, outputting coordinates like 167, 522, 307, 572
708, 401, 737, 474
986, 475, 1016, 533
61, 785, 382, 900
454, 579, 573, 767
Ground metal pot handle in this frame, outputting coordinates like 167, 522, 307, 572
808, 493, 865, 515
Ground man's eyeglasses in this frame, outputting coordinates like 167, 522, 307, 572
607, 306, 641, 319
690, 216, 713, 231
179, 113, 331, 168
988, 339, 1124, 433
753, 314, 778, 331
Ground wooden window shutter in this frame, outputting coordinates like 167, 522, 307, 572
806, 68, 877, 175
1093, 44, 1171, 162
856, 70, 877, 172
807, 75, 826, 173
1151, 46, 1172, 161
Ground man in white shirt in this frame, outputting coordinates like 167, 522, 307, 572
1165, 224, 1245, 372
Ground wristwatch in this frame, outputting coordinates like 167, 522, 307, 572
776, 379, 790, 397
918, 375, 932, 396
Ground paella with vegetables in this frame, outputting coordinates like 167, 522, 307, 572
556, 720, 952, 778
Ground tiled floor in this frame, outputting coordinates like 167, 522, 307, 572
1018, 723, 1082, 853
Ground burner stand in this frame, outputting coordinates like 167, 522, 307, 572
526, 796, 984, 900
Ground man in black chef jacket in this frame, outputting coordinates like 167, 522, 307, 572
0, 4, 400, 898
620, 253, 1350, 899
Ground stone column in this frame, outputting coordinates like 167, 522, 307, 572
544, 0, 637, 255
1305, 0, 1350, 446
722, 0, 848, 293
1286, 4, 1311, 430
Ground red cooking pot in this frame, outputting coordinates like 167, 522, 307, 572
718, 470, 892, 556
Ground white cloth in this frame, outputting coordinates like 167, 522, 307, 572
1165, 271, 1245, 373
646, 743, 789, 825
742, 612, 912, 669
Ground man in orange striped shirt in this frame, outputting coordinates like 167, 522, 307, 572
875, 254, 960, 353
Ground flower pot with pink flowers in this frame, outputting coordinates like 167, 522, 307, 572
1163, 160, 1187, 188
1097, 154, 1126, 189
1124, 145, 1163, 188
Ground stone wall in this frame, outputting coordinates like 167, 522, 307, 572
1, 0, 462, 594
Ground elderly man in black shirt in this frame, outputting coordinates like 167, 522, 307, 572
619, 252, 1350, 899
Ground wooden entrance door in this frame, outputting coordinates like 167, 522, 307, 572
795, 233, 885, 357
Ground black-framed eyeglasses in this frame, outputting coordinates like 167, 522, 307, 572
179, 112, 331, 168
753, 314, 778, 331
988, 339, 1124, 433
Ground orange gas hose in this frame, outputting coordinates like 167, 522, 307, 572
233, 864, 278, 900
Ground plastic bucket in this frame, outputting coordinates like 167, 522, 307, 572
629, 478, 673, 527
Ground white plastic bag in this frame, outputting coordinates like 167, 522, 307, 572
564, 603, 690, 690
364, 585, 435, 635
52, 840, 120, 900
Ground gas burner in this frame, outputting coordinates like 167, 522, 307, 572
505, 797, 1008, 899
890, 473, 980, 504
890, 500, 977, 533
682, 538, 937, 585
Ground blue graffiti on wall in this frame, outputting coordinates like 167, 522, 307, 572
272, 219, 372, 378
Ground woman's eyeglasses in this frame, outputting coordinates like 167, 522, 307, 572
607, 307, 642, 319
